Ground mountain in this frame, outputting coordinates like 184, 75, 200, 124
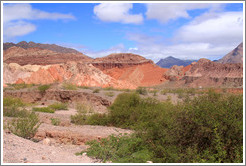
3, 41, 80, 54
156, 56, 197, 68
217, 42, 243, 64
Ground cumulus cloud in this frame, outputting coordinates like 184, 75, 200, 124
3, 3, 75, 41
175, 12, 243, 45
94, 3, 143, 24
84, 43, 128, 58
4, 21, 36, 38
145, 3, 223, 23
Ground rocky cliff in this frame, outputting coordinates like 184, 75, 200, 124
182, 58, 243, 87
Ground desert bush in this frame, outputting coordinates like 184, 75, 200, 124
71, 113, 87, 125
79, 86, 90, 89
38, 84, 50, 93
136, 87, 147, 95
3, 97, 29, 117
32, 107, 55, 113
3, 97, 25, 108
86, 113, 109, 126
7, 112, 41, 139
10, 83, 35, 90
104, 91, 114, 97
84, 134, 153, 163
4, 107, 30, 117
50, 118, 61, 126
84, 92, 243, 163
93, 89, 100, 93
70, 103, 94, 125
48, 102, 68, 110
62, 83, 77, 90
103, 86, 114, 91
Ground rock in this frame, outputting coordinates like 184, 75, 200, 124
42, 138, 51, 146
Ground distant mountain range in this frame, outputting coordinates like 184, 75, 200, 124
156, 56, 197, 68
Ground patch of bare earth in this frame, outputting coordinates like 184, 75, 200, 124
3, 123, 132, 163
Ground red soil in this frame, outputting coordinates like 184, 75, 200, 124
102, 63, 169, 87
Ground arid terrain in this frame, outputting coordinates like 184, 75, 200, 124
2, 41, 243, 163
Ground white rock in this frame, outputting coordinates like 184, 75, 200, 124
42, 138, 51, 146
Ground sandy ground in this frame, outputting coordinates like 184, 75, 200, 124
3, 131, 99, 163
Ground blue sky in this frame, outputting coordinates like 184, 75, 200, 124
3, 2, 244, 62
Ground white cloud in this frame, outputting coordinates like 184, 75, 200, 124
126, 30, 242, 63
145, 3, 223, 23
175, 12, 243, 45
94, 3, 143, 24
3, 3, 75, 41
4, 21, 36, 39
83, 43, 127, 58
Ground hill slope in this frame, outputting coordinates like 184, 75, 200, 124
3, 41, 80, 54
217, 42, 243, 64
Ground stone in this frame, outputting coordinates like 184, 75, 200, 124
42, 138, 51, 146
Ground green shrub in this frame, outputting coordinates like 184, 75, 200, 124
71, 103, 94, 125
84, 92, 243, 163
83, 134, 153, 163
4, 107, 30, 117
7, 112, 41, 139
48, 102, 68, 110
71, 113, 87, 125
76, 103, 93, 113
93, 89, 100, 93
10, 83, 35, 90
136, 87, 147, 95
86, 113, 109, 126
50, 118, 61, 126
103, 87, 114, 91
38, 84, 50, 93
32, 107, 55, 113
104, 91, 114, 97
3, 97, 25, 108
62, 83, 77, 90
79, 86, 90, 89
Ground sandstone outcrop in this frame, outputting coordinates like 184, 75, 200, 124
183, 58, 243, 87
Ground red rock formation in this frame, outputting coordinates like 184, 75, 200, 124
183, 58, 243, 87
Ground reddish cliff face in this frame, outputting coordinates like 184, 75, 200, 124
90, 53, 168, 87
183, 58, 243, 87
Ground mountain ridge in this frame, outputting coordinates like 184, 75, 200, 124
156, 56, 197, 68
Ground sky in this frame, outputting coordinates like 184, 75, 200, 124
2, 2, 244, 62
